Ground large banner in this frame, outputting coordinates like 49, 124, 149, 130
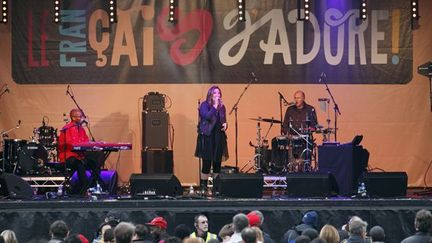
12, 0, 413, 84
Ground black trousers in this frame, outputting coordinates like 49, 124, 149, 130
66, 153, 101, 194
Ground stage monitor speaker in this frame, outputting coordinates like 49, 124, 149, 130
130, 173, 182, 197
142, 111, 169, 150
363, 172, 407, 198
142, 150, 173, 174
286, 173, 339, 198
0, 173, 33, 199
71, 170, 118, 195
213, 173, 263, 198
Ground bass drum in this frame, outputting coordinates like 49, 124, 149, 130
17, 142, 48, 175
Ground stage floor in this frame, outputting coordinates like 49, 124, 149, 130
0, 190, 431, 242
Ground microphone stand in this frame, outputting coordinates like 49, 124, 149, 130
319, 74, 341, 142
229, 74, 256, 170
66, 86, 96, 141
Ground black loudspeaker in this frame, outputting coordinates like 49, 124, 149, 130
144, 92, 165, 111
286, 173, 339, 197
363, 172, 407, 198
142, 111, 169, 150
213, 173, 263, 198
0, 173, 33, 199
129, 174, 182, 197
318, 144, 369, 196
142, 150, 173, 174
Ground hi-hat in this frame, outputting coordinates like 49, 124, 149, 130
249, 117, 282, 124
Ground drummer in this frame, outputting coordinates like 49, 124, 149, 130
282, 90, 317, 135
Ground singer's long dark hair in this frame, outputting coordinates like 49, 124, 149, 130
206, 86, 222, 105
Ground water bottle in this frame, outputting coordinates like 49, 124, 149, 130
188, 185, 194, 195
57, 185, 63, 197
361, 182, 367, 197
96, 182, 102, 194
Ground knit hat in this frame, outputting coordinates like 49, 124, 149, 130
302, 211, 318, 226
247, 212, 261, 227
146, 217, 168, 230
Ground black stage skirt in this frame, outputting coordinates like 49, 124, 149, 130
195, 127, 228, 162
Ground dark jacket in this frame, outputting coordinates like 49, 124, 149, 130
401, 232, 431, 243
198, 101, 226, 136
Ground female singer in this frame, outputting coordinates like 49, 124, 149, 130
195, 86, 229, 191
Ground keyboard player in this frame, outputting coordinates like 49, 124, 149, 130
58, 108, 101, 195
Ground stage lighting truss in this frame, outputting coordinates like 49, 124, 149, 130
168, 0, 177, 23
1, 0, 7, 24
109, 0, 117, 23
53, 0, 61, 23
411, 0, 419, 20
297, 0, 310, 21
237, 0, 245, 22
360, 0, 367, 21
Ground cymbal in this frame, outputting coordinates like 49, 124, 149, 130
249, 117, 282, 124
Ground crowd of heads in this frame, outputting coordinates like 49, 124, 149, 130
0, 209, 431, 243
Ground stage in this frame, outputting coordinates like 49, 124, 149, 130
0, 189, 431, 242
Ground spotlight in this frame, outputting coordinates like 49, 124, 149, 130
168, 0, 177, 23
238, 0, 245, 22
109, 0, 117, 23
297, 0, 311, 21
54, 0, 60, 23
411, 0, 419, 20
1, 0, 7, 24
359, 0, 367, 20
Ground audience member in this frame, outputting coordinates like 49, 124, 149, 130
164, 236, 182, 243
218, 223, 234, 242
319, 224, 340, 243
368, 226, 385, 243
301, 228, 318, 241
401, 209, 432, 243
174, 224, 192, 240
227, 214, 249, 243
283, 211, 319, 243
0, 230, 17, 243
345, 218, 368, 243
247, 211, 274, 243
146, 217, 169, 242
48, 220, 69, 243
132, 224, 152, 243
190, 214, 218, 242
294, 235, 310, 243
114, 222, 136, 243
64, 234, 82, 243
250, 227, 263, 243
241, 227, 257, 243
103, 228, 115, 243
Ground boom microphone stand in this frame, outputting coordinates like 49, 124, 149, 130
318, 73, 341, 142
229, 72, 257, 170
66, 85, 95, 141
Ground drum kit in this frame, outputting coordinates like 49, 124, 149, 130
247, 117, 334, 174
1, 118, 58, 175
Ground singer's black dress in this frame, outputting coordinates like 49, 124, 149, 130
194, 101, 229, 173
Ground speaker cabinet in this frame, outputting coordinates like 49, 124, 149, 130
213, 173, 263, 198
141, 150, 173, 174
286, 173, 339, 198
142, 111, 169, 150
144, 92, 165, 111
130, 173, 182, 197
71, 170, 118, 195
363, 172, 407, 198
0, 173, 33, 199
